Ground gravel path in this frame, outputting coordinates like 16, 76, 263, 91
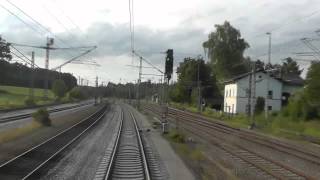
41, 105, 121, 180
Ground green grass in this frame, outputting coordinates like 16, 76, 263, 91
0, 85, 55, 109
169, 102, 320, 142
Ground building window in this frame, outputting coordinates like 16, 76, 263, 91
268, 106, 272, 111
229, 89, 232, 97
268, 90, 273, 99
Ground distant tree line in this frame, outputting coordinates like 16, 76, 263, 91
0, 59, 77, 90
103, 81, 162, 100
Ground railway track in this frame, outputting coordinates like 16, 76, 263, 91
0, 104, 107, 180
143, 104, 319, 179
104, 106, 150, 180
0, 102, 93, 123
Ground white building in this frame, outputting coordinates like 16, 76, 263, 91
223, 70, 304, 114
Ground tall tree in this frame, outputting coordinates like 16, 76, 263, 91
305, 61, 320, 107
281, 57, 302, 76
203, 21, 249, 80
0, 37, 12, 61
172, 57, 221, 105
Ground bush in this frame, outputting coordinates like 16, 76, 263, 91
52, 79, 67, 99
169, 131, 185, 143
32, 108, 51, 126
69, 87, 85, 100
0, 89, 8, 94
24, 98, 36, 107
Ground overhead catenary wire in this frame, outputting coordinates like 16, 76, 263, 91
129, 0, 135, 65
46, 0, 98, 64
0, 4, 44, 36
2, 1, 98, 72
10, 46, 40, 68
4, 0, 90, 63
0, 3, 72, 63
4, 0, 74, 50
40, 2, 79, 43
9, 42, 95, 50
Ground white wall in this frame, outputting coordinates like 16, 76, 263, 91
224, 84, 237, 114
223, 72, 284, 114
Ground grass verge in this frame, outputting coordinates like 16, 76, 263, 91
170, 102, 320, 143
164, 129, 220, 180
0, 85, 56, 109
0, 121, 42, 144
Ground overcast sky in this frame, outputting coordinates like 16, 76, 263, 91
0, 0, 319, 85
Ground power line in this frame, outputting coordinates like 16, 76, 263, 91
133, 51, 164, 74
10, 46, 40, 68
4, 0, 97, 67
10, 42, 95, 50
252, 8, 320, 39
50, 0, 83, 33
0, 4, 44, 36
131, 0, 134, 51
4, 0, 78, 54
40, 3, 79, 43
129, 0, 135, 65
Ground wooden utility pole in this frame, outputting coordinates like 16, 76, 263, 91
44, 37, 54, 99
197, 59, 201, 112
250, 62, 256, 128
137, 56, 142, 108
29, 51, 35, 100
247, 67, 252, 116
265, 32, 272, 120
95, 76, 98, 105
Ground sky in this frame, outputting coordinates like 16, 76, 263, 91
0, 0, 320, 85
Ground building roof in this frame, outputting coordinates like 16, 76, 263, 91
224, 70, 304, 86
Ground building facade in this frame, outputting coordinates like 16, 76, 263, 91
223, 71, 303, 114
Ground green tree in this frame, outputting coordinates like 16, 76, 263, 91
203, 21, 249, 80
171, 57, 221, 105
305, 61, 320, 109
69, 87, 85, 100
0, 37, 12, 61
52, 79, 67, 99
281, 57, 302, 76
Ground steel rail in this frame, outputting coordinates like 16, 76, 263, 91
130, 111, 151, 180
0, 105, 107, 179
143, 105, 318, 180
105, 106, 150, 180
104, 110, 123, 179
0, 102, 93, 123
167, 107, 320, 165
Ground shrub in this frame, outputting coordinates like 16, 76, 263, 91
0, 89, 8, 94
169, 131, 185, 143
24, 98, 36, 107
32, 108, 51, 126
52, 79, 67, 99
69, 87, 85, 100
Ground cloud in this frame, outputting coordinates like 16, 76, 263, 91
2, 0, 320, 82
